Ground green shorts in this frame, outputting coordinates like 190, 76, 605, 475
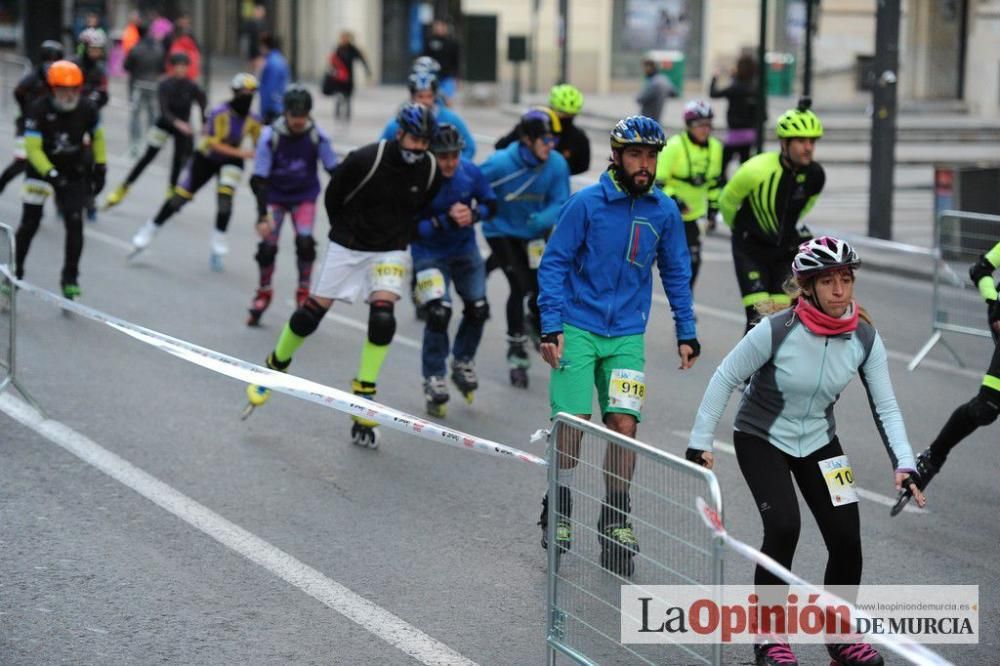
549, 323, 647, 421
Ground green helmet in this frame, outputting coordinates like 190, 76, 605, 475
548, 84, 583, 115
776, 98, 823, 139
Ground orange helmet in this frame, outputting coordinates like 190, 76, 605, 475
47, 60, 84, 88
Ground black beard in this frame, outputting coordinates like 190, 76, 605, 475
613, 165, 653, 196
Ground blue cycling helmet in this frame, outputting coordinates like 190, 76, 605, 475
430, 123, 465, 154
411, 55, 441, 75
396, 102, 436, 139
609, 115, 667, 150
408, 71, 439, 94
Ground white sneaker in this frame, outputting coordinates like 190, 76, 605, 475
210, 230, 229, 256
131, 219, 158, 250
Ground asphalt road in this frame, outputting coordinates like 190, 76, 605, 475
0, 78, 997, 665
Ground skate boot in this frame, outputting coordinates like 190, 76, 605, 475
61, 284, 81, 301
246, 287, 273, 326
129, 219, 159, 259
423, 375, 450, 417
507, 335, 530, 388
295, 286, 310, 308
241, 352, 290, 419
827, 642, 883, 665
598, 492, 639, 577
450, 359, 478, 404
102, 183, 129, 210
350, 378, 380, 448
539, 486, 573, 556
890, 448, 940, 516
210, 230, 228, 272
86, 203, 97, 223
753, 639, 798, 665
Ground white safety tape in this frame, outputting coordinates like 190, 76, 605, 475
0, 267, 546, 467
695, 498, 953, 666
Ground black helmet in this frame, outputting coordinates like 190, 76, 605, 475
40, 40, 64, 63
396, 102, 436, 139
283, 84, 312, 116
430, 123, 465, 154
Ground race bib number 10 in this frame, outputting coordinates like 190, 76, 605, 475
608, 369, 646, 412
818, 455, 859, 506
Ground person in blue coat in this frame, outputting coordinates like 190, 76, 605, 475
412, 123, 497, 416
380, 71, 475, 160
534, 115, 698, 576
258, 34, 289, 123
479, 108, 570, 388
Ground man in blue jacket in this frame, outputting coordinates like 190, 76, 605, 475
381, 71, 475, 161
480, 108, 570, 388
535, 115, 699, 576
258, 34, 289, 124
412, 124, 497, 416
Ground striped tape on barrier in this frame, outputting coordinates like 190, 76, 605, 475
0, 267, 546, 466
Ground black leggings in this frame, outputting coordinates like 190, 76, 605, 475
486, 236, 540, 337
16, 200, 85, 285
734, 432, 862, 590
126, 129, 193, 188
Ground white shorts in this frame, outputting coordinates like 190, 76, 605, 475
313, 241, 410, 304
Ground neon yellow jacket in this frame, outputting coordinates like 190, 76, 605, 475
655, 132, 722, 223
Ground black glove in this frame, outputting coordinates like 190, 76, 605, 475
91, 163, 106, 195
678, 338, 701, 359
970, 255, 996, 287
44, 168, 68, 190
540, 331, 562, 345
685, 448, 709, 467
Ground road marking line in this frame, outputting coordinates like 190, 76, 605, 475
669, 429, 926, 514
0, 393, 479, 666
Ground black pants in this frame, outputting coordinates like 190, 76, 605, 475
929, 341, 1000, 461
732, 234, 797, 332
16, 178, 90, 285
722, 143, 753, 180
486, 236, 540, 337
734, 432, 863, 590
684, 220, 701, 289
126, 122, 194, 188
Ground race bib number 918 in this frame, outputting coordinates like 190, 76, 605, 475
608, 369, 646, 412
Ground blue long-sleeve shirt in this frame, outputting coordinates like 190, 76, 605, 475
688, 309, 915, 471
259, 50, 289, 117
411, 159, 497, 261
537, 170, 695, 340
478, 142, 570, 240
381, 103, 476, 160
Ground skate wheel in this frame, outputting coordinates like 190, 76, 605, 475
426, 402, 447, 418
210, 254, 224, 272
463, 392, 474, 405
240, 403, 256, 420
126, 247, 144, 262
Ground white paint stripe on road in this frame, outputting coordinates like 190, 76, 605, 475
84, 227, 135, 252
669, 429, 926, 514
0, 392, 479, 666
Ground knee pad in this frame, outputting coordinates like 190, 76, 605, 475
963, 390, 1000, 426
255, 241, 278, 268
464, 298, 490, 323
288, 297, 328, 337
294, 235, 317, 263
368, 300, 396, 345
425, 299, 452, 333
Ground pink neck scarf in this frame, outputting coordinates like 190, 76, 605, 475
794, 298, 859, 336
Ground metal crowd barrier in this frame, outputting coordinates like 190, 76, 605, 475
909, 210, 999, 371
545, 413, 724, 665
0, 223, 41, 412
0, 53, 31, 116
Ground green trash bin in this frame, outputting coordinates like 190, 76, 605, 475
765, 52, 796, 96
645, 49, 685, 92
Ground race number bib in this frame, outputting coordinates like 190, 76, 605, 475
527, 238, 546, 269
219, 164, 243, 189
608, 369, 646, 412
818, 455, 859, 506
371, 260, 407, 292
147, 126, 171, 148
415, 268, 446, 304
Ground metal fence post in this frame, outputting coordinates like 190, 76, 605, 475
0, 222, 44, 414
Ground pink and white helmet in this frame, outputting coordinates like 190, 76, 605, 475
792, 236, 861, 278
683, 99, 713, 124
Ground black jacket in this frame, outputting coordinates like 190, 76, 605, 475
709, 76, 757, 130
13, 68, 49, 134
325, 140, 442, 252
